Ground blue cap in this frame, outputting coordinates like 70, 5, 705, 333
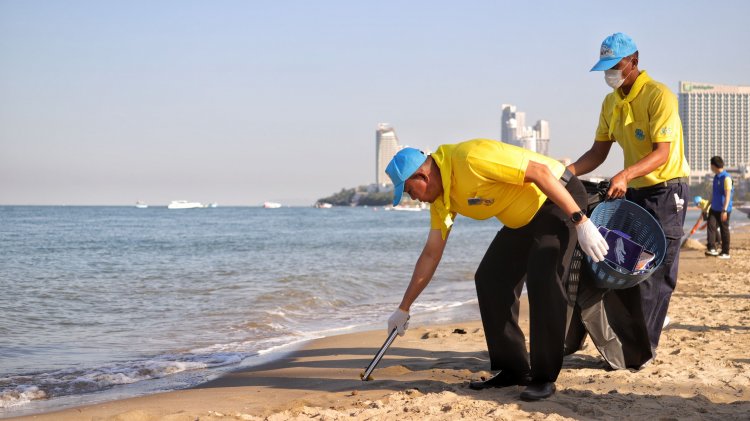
385, 148, 427, 206
591, 32, 638, 71
694, 196, 703, 206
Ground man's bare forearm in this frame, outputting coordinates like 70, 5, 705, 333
568, 141, 613, 176
398, 229, 446, 311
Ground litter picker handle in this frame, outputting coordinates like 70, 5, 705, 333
361, 328, 399, 381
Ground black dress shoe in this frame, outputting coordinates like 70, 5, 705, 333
469, 371, 530, 390
520, 382, 556, 401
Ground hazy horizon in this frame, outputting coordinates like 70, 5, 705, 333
2, 1, 749, 206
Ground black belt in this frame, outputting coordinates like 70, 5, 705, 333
632, 177, 688, 190
558, 168, 575, 187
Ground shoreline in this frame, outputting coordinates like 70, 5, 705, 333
5, 229, 750, 420
1, 300, 485, 420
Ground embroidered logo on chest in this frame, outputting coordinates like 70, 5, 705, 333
467, 197, 495, 206
635, 128, 645, 140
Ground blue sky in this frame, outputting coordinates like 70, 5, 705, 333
1, 0, 749, 205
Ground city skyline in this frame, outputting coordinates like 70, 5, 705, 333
2, 1, 749, 205
500, 104, 551, 156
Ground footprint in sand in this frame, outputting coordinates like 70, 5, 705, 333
421, 331, 449, 339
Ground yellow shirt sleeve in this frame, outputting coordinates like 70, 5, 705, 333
724, 176, 733, 191
649, 89, 681, 143
595, 96, 614, 142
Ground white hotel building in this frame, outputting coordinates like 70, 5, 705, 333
679, 81, 750, 184
375, 123, 401, 186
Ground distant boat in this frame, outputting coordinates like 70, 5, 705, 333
263, 201, 282, 209
167, 200, 204, 209
389, 204, 425, 212
208, 203, 218, 208
135, 201, 148, 209
314, 202, 333, 208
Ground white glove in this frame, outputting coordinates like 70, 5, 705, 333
674, 193, 684, 212
576, 219, 609, 263
388, 308, 410, 336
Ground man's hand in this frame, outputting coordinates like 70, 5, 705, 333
607, 171, 629, 199
605, 142, 669, 199
722, 211, 728, 222
576, 219, 609, 262
388, 308, 410, 336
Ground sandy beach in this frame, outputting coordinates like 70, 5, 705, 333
9, 229, 750, 420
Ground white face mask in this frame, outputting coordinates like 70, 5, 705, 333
604, 58, 634, 89
604, 68, 625, 89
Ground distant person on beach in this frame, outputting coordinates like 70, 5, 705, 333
383, 140, 609, 401
705, 156, 733, 259
687, 196, 711, 239
567, 32, 690, 353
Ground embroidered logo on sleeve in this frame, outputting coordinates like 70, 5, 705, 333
659, 126, 674, 136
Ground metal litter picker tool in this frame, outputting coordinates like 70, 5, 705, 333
360, 328, 399, 381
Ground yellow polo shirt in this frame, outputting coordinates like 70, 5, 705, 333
698, 198, 710, 217
595, 71, 690, 188
429, 139, 565, 238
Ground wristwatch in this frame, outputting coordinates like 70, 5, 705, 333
570, 210, 585, 224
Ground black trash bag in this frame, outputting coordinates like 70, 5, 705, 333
563, 180, 653, 370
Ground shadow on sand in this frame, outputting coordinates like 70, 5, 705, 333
196, 341, 749, 419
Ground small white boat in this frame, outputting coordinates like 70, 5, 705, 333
208, 203, 218, 208
167, 200, 204, 209
390, 204, 425, 212
135, 201, 148, 209
263, 201, 282, 209
314, 202, 333, 208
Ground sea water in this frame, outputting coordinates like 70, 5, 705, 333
0, 205, 744, 417
0, 206, 496, 416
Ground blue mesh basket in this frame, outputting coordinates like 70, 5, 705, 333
586, 199, 666, 289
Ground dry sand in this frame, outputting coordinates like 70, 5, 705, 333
10, 230, 750, 421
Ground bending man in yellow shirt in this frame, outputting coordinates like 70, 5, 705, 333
568, 33, 690, 357
686, 196, 710, 241
384, 139, 608, 401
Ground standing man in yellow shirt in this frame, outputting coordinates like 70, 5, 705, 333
568, 33, 690, 356
384, 139, 609, 401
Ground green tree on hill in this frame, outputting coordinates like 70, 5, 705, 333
357, 191, 394, 206
317, 188, 355, 206
317, 186, 394, 206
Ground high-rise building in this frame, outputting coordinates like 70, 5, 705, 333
501, 104, 550, 156
501, 104, 530, 144
501, 104, 519, 143
515, 111, 526, 140
679, 81, 750, 184
375, 123, 401, 185
534, 120, 550, 156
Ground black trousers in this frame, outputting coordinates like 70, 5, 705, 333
622, 183, 689, 350
474, 176, 587, 382
707, 209, 731, 254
